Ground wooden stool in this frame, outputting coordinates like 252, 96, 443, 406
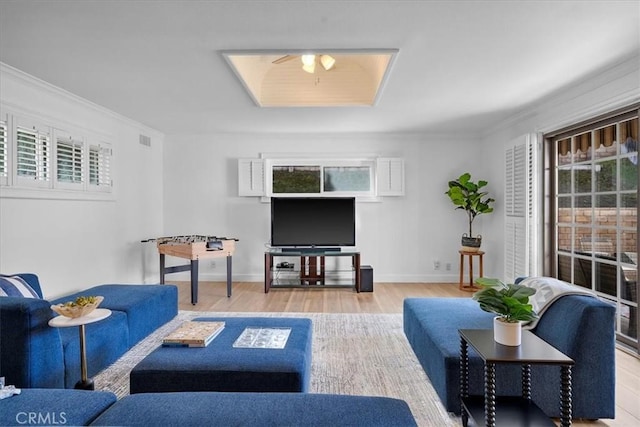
459, 250, 484, 292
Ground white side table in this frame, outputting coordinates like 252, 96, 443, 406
49, 308, 111, 390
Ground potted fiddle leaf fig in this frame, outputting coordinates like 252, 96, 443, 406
473, 277, 538, 346
445, 172, 495, 251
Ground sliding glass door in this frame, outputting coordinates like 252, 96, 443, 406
551, 108, 638, 352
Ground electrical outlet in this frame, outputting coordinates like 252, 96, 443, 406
433, 260, 441, 270
210, 260, 216, 268
445, 262, 452, 271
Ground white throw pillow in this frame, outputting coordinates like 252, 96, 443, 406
0, 275, 40, 298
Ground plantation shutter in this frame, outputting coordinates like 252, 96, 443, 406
504, 133, 539, 282
0, 120, 7, 184
238, 159, 265, 196
56, 135, 84, 187
376, 157, 405, 196
16, 124, 51, 187
89, 143, 112, 191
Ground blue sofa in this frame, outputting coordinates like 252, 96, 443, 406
0, 273, 178, 389
0, 389, 418, 426
403, 289, 616, 419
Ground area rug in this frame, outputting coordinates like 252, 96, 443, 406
94, 311, 458, 426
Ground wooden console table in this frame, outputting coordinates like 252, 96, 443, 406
264, 249, 360, 293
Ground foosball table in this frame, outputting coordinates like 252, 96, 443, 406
142, 235, 238, 305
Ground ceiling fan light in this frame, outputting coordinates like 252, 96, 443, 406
301, 55, 316, 66
302, 63, 316, 73
320, 54, 335, 71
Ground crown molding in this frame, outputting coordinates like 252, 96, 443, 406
0, 62, 163, 137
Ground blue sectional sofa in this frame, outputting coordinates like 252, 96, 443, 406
0, 273, 178, 389
403, 287, 616, 419
0, 389, 418, 426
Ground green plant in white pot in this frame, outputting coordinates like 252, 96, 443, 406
445, 172, 495, 251
473, 277, 538, 346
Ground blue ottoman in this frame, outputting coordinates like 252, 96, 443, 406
0, 388, 116, 427
130, 317, 312, 393
90, 392, 417, 426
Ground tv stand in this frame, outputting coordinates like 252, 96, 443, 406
264, 249, 360, 293
280, 247, 341, 254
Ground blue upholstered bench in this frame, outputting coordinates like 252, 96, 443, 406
52, 284, 178, 347
0, 388, 117, 426
130, 317, 313, 393
50, 284, 178, 388
90, 392, 418, 426
0, 273, 178, 389
403, 293, 616, 419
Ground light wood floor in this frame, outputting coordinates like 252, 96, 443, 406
172, 281, 640, 426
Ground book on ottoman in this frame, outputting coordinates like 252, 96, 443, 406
162, 321, 225, 347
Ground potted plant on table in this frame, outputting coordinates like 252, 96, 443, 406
473, 278, 538, 346
445, 172, 495, 251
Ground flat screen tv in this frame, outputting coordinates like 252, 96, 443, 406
270, 197, 356, 249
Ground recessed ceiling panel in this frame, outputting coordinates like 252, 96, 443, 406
223, 50, 398, 107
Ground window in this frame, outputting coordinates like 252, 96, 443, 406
0, 119, 7, 185
549, 107, 638, 350
268, 159, 375, 197
324, 166, 371, 192
273, 166, 321, 193
56, 134, 84, 188
89, 144, 112, 190
0, 110, 114, 199
238, 155, 403, 198
16, 124, 51, 187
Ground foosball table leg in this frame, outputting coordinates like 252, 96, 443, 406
226, 255, 232, 298
190, 259, 198, 305
159, 254, 165, 284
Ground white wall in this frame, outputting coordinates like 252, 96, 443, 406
4, 51, 635, 294
0, 65, 165, 299
163, 132, 493, 283
480, 52, 640, 277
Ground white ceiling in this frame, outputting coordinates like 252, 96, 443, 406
0, 1, 638, 136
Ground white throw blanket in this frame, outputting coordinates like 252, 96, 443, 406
520, 277, 595, 329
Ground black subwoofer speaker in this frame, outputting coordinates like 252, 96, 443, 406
360, 265, 373, 292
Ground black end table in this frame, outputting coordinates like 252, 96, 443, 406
459, 329, 574, 427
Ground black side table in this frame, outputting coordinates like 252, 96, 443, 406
459, 329, 574, 427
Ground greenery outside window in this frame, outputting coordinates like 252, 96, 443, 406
268, 159, 375, 197
273, 166, 321, 193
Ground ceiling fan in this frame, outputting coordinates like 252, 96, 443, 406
272, 54, 336, 73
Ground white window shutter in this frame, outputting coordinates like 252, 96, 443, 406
0, 119, 8, 185
238, 159, 265, 196
88, 143, 112, 191
376, 157, 404, 196
55, 131, 84, 189
15, 117, 51, 188
504, 133, 539, 282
